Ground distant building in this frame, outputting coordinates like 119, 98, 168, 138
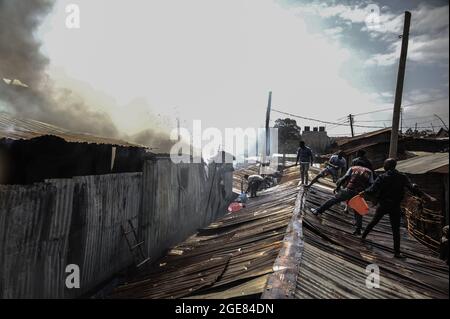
336, 128, 410, 170
301, 126, 331, 155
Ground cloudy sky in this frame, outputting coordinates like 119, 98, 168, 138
20, 0, 450, 139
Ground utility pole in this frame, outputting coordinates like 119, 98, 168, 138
400, 108, 403, 133
389, 11, 411, 159
265, 91, 272, 157
348, 114, 355, 137
414, 122, 418, 132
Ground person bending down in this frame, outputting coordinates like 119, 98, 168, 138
360, 158, 436, 259
244, 174, 264, 198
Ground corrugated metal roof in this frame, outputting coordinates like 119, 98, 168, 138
337, 128, 392, 146
0, 112, 145, 147
109, 166, 301, 299
393, 152, 449, 175
341, 141, 386, 155
294, 184, 449, 299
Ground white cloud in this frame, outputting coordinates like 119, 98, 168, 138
296, 2, 449, 67
38, 0, 381, 138
366, 31, 449, 66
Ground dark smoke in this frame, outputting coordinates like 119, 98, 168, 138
0, 0, 118, 137
131, 129, 176, 153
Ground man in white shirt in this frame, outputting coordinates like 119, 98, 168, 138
306, 151, 347, 188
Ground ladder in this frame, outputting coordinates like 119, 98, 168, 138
121, 219, 150, 268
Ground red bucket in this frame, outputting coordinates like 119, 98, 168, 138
348, 195, 369, 215
228, 202, 244, 213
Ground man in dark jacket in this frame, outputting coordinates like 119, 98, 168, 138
295, 141, 314, 185
360, 158, 436, 258
311, 160, 373, 235
351, 150, 373, 172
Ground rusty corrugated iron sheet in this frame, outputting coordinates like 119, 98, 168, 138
392, 152, 449, 175
295, 184, 449, 299
337, 128, 392, 146
0, 157, 232, 299
0, 112, 145, 147
139, 160, 231, 264
109, 166, 301, 299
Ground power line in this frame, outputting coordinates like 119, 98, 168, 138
356, 114, 448, 123
272, 108, 386, 129
272, 106, 447, 133
351, 96, 449, 117
336, 96, 449, 121
272, 108, 351, 127
327, 119, 350, 130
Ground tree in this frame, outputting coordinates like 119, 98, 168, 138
274, 118, 301, 141
274, 118, 301, 153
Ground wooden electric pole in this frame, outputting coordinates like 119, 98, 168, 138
389, 11, 411, 158
349, 114, 355, 137
265, 91, 272, 157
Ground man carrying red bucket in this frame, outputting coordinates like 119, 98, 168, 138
311, 159, 374, 235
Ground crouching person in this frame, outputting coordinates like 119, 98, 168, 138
311, 160, 373, 235
244, 174, 264, 198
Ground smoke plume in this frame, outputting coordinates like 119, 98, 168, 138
0, 0, 121, 137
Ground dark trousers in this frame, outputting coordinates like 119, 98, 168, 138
248, 180, 262, 197
300, 163, 310, 184
354, 212, 363, 232
315, 188, 358, 215
362, 204, 402, 254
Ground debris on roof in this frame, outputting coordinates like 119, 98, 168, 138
108, 164, 448, 300
294, 185, 449, 299
0, 112, 145, 147
109, 166, 301, 299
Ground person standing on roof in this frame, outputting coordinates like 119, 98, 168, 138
306, 151, 347, 188
295, 141, 314, 185
360, 158, 436, 258
244, 174, 265, 198
351, 150, 373, 172
311, 160, 374, 235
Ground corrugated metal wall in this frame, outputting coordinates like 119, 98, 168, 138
139, 159, 230, 260
0, 173, 141, 298
0, 159, 230, 298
